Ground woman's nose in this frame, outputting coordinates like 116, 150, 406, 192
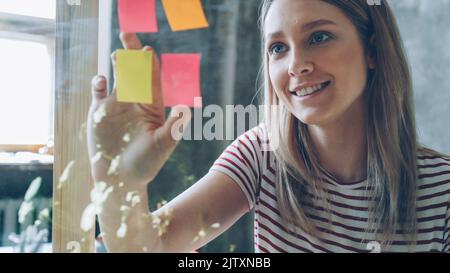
288, 58, 314, 77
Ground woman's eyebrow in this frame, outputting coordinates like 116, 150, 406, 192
265, 19, 337, 40
302, 19, 337, 31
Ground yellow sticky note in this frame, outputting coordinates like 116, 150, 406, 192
116, 49, 153, 104
162, 0, 209, 32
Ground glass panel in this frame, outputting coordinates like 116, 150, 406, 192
1, 0, 448, 255
87, 0, 450, 253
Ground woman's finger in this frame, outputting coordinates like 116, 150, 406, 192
142, 46, 165, 117
91, 75, 108, 102
110, 51, 117, 93
120, 32, 142, 50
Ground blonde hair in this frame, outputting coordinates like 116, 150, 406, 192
258, 0, 424, 245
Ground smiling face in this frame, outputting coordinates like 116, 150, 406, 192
264, 0, 374, 126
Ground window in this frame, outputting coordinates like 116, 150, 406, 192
0, 0, 55, 150
0, 0, 55, 252
0, 0, 55, 19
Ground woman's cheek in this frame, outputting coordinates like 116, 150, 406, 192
313, 48, 342, 72
335, 44, 368, 93
269, 64, 283, 93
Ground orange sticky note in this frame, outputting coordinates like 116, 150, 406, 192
118, 0, 158, 33
116, 49, 153, 104
162, 0, 209, 32
162, 54, 202, 107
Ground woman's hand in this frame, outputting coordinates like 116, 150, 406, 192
87, 33, 191, 189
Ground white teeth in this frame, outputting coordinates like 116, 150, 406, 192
295, 83, 324, 97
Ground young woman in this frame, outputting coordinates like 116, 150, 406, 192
87, 0, 450, 252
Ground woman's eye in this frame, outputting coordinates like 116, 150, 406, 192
268, 43, 287, 55
309, 32, 332, 45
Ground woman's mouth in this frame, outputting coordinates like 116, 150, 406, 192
289, 80, 331, 97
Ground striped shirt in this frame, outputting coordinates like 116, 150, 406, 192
210, 125, 450, 253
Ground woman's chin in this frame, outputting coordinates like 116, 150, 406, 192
293, 112, 328, 126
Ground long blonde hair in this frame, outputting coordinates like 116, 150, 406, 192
259, 0, 423, 244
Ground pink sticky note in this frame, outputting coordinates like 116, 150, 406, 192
162, 54, 202, 108
118, 0, 158, 33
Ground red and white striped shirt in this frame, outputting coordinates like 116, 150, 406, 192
210, 125, 450, 252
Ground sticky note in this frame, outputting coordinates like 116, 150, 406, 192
162, 54, 202, 107
118, 0, 158, 33
116, 49, 153, 104
162, 0, 209, 32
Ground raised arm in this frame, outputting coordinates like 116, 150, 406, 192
97, 170, 249, 252
87, 33, 249, 252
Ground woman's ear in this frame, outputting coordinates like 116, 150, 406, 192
366, 35, 376, 69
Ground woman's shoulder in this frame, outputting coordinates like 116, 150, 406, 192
417, 146, 450, 165
235, 123, 270, 151
233, 123, 276, 170
416, 146, 450, 188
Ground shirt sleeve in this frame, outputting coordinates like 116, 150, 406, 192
209, 126, 264, 211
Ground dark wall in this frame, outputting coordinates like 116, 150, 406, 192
0, 165, 52, 199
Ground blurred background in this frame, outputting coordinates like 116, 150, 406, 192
0, 0, 449, 252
